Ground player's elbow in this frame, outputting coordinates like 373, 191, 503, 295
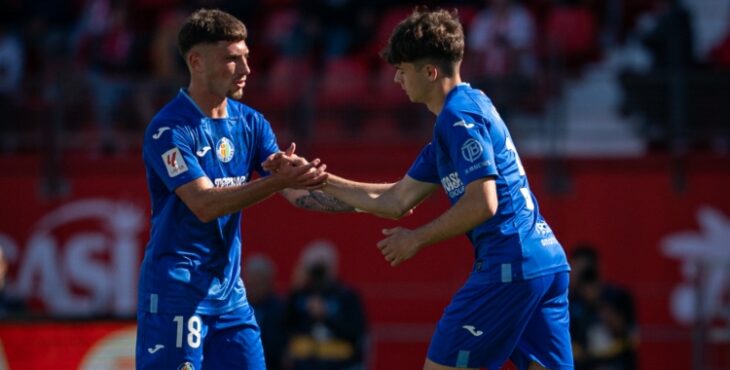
384, 205, 413, 220
480, 201, 498, 221
395, 207, 415, 220
193, 209, 217, 223
188, 202, 219, 223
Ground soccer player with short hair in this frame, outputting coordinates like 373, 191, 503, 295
277, 8, 574, 370
136, 9, 352, 370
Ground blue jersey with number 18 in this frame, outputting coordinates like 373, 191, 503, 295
407, 83, 570, 282
139, 89, 280, 316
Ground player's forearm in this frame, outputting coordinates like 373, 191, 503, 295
190, 176, 288, 222
323, 175, 406, 219
283, 189, 356, 212
412, 181, 496, 248
414, 197, 491, 248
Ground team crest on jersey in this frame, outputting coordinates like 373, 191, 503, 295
216, 137, 235, 163
162, 147, 189, 177
177, 361, 195, 370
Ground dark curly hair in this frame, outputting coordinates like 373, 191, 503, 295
380, 8, 464, 77
177, 9, 248, 56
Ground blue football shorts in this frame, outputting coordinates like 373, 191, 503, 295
427, 271, 574, 370
136, 304, 265, 370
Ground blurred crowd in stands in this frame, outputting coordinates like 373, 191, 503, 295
0, 0, 729, 154
243, 242, 368, 370
569, 244, 639, 370
241, 242, 639, 370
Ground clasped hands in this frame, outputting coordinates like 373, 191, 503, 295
262, 143, 329, 190
263, 143, 421, 267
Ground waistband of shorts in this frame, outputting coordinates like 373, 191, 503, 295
471, 259, 522, 283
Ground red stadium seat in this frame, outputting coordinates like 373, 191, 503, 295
315, 56, 369, 109
268, 56, 313, 108
246, 56, 313, 139
543, 6, 599, 71
313, 57, 370, 141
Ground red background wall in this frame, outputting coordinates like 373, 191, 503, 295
1, 146, 729, 369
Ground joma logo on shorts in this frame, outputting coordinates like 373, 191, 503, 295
462, 325, 484, 336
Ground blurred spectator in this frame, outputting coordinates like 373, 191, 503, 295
635, 0, 695, 70
595, 0, 623, 48
569, 244, 639, 370
0, 25, 24, 97
467, 0, 537, 79
245, 254, 287, 370
143, 8, 188, 121
295, 0, 377, 61
466, 0, 541, 117
74, 0, 147, 153
0, 23, 24, 151
0, 245, 26, 319
284, 241, 367, 370
619, 0, 697, 151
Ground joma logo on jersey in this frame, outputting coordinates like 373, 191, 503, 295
152, 126, 170, 139
441, 172, 465, 197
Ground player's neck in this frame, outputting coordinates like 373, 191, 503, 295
425, 75, 461, 115
187, 84, 228, 119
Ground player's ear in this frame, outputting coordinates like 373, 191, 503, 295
425, 64, 438, 81
187, 50, 203, 72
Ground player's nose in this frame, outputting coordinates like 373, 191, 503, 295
238, 59, 251, 75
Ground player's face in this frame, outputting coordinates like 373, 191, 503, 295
393, 63, 430, 103
200, 40, 251, 100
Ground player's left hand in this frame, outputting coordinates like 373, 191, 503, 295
377, 227, 422, 267
263, 143, 329, 190
262, 142, 302, 172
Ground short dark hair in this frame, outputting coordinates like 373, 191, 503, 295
177, 9, 248, 56
380, 8, 464, 76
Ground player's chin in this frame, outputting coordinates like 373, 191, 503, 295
229, 87, 244, 100
403, 91, 417, 102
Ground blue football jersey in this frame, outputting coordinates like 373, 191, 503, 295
139, 89, 280, 315
408, 83, 569, 282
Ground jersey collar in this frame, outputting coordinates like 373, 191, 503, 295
179, 88, 231, 119
444, 82, 470, 104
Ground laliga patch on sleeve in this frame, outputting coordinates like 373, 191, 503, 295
162, 147, 189, 177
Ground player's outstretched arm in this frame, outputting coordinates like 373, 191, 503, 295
262, 144, 354, 212
377, 177, 498, 266
280, 188, 356, 212
175, 159, 327, 222
322, 174, 438, 220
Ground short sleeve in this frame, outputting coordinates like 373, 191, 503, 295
143, 123, 206, 191
436, 110, 498, 185
252, 114, 281, 176
407, 142, 440, 184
